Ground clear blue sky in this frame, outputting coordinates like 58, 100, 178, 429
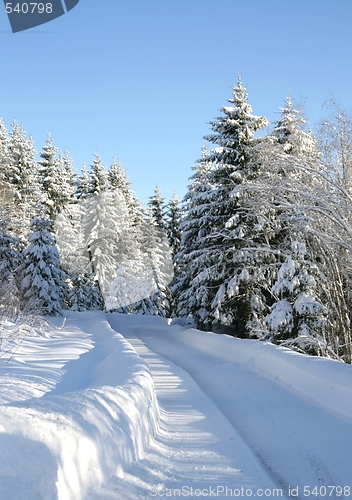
0, 0, 351, 204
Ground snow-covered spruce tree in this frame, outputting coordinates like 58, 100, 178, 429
75, 164, 90, 200
55, 203, 90, 277
7, 121, 35, 194
105, 219, 153, 313
107, 158, 141, 222
177, 77, 269, 335
38, 133, 62, 220
7, 121, 40, 230
264, 241, 330, 357
87, 152, 107, 196
172, 145, 216, 322
260, 95, 322, 292
0, 220, 22, 318
83, 189, 133, 309
148, 183, 167, 231
132, 208, 173, 316
54, 200, 102, 311
228, 96, 318, 308
20, 217, 65, 316
56, 150, 76, 208
76, 153, 108, 309
0, 118, 11, 183
270, 95, 319, 159
166, 192, 182, 258
107, 158, 131, 200
66, 273, 102, 311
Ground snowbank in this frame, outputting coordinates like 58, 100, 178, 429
169, 324, 352, 419
0, 312, 159, 500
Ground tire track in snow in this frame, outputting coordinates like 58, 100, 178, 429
125, 320, 352, 495
90, 317, 279, 499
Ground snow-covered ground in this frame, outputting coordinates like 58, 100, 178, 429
0, 312, 351, 500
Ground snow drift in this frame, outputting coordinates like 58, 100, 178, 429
169, 323, 352, 419
0, 312, 159, 500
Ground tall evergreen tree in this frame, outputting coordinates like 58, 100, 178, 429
270, 95, 318, 158
173, 145, 215, 319
38, 133, 62, 219
176, 77, 269, 335
87, 152, 107, 195
107, 158, 130, 196
148, 183, 167, 231
0, 120, 17, 234
7, 121, 39, 228
54, 202, 100, 311
20, 217, 65, 316
244, 95, 350, 359
82, 189, 130, 308
107, 157, 141, 221
166, 192, 181, 258
0, 118, 10, 183
75, 164, 90, 200
105, 213, 149, 313
57, 150, 76, 208
0, 221, 22, 317
132, 208, 173, 316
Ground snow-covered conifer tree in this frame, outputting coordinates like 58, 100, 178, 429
105, 223, 152, 313
54, 202, 101, 311
20, 217, 65, 315
265, 241, 329, 356
177, 77, 269, 335
82, 189, 131, 307
0, 121, 17, 236
56, 150, 76, 208
107, 158, 141, 221
0, 221, 22, 317
166, 192, 181, 258
0, 118, 10, 183
7, 121, 40, 228
87, 152, 107, 195
270, 95, 319, 159
55, 203, 89, 277
148, 183, 167, 231
75, 164, 90, 200
172, 145, 215, 322
38, 134, 62, 219
107, 158, 130, 198
132, 209, 173, 316
66, 273, 102, 311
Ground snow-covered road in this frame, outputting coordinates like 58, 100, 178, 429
91, 314, 352, 499
1, 312, 351, 500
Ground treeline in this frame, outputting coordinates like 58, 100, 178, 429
1, 76, 352, 363
173, 78, 352, 363
0, 125, 181, 319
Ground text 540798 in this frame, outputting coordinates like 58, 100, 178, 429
5, 3, 53, 14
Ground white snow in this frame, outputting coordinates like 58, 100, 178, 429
169, 324, 352, 419
1, 312, 352, 499
0, 312, 159, 500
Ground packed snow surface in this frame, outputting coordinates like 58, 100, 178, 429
0, 312, 351, 499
